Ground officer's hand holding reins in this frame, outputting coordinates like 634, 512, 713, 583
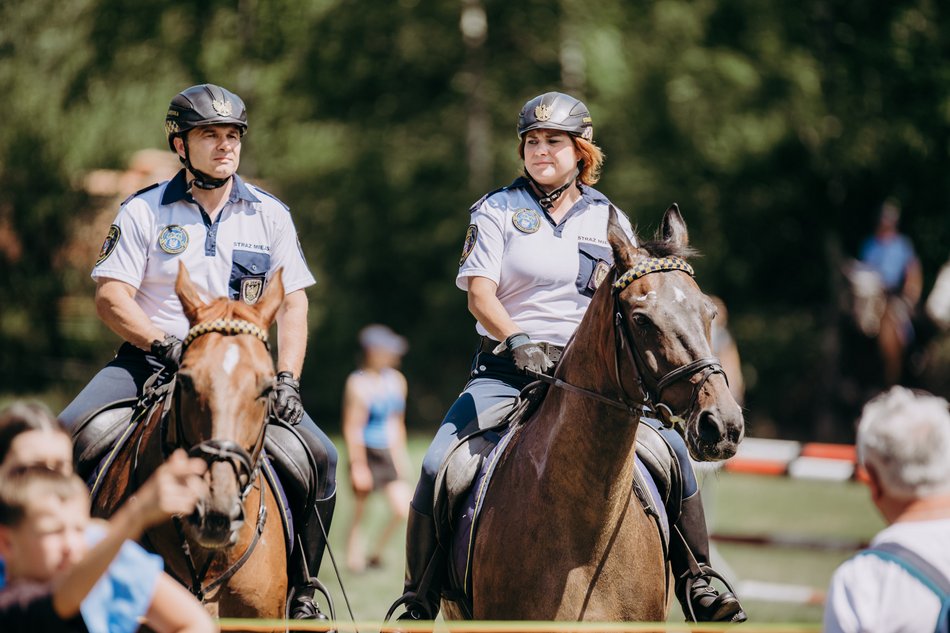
271, 371, 304, 425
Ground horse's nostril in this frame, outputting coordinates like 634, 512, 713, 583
206, 512, 231, 534
697, 410, 724, 444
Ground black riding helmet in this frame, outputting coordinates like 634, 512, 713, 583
164, 84, 247, 190
517, 91, 593, 141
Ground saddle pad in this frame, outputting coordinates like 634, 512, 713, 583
261, 452, 295, 556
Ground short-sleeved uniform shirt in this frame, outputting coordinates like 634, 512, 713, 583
92, 169, 315, 340
860, 234, 917, 293
824, 518, 950, 633
457, 177, 636, 347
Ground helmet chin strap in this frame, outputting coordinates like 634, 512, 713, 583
181, 137, 231, 191
524, 167, 579, 210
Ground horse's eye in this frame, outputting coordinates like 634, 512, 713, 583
631, 313, 652, 328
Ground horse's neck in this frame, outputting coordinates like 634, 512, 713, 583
520, 288, 642, 522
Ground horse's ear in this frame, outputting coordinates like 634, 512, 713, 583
255, 268, 284, 328
607, 205, 639, 271
175, 262, 206, 323
661, 203, 689, 250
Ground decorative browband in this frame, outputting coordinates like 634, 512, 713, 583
612, 256, 695, 291
183, 319, 269, 348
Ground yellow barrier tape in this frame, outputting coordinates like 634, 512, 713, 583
216, 619, 821, 633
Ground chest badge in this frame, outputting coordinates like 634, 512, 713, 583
240, 277, 264, 305
589, 260, 611, 291
512, 208, 541, 234
158, 225, 189, 254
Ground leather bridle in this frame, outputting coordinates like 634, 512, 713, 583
533, 256, 726, 429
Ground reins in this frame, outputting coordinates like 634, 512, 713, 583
530, 256, 726, 429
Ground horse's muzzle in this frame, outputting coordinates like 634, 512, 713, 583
687, 405, 744, 461
187, 497, 245, 548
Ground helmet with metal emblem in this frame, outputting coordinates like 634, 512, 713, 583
517, 92, 593, 141
164, 84, 248, 151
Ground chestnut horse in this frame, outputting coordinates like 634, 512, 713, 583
93, 263, 287, 628
449, 205, 744, 621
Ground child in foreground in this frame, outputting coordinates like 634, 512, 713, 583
0, 451, 216, 632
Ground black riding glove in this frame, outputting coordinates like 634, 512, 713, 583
271, 371, 304, 425
150, 335, 183, 370
506, 332, 554, 375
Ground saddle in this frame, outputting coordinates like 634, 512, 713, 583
431, 382, 682, 609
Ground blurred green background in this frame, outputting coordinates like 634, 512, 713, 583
3, 0, 950, 439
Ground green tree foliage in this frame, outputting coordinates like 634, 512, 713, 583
1, 0, 948, 439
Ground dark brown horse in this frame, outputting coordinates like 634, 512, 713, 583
450, 205, 744, 620
93, 263, 287, 628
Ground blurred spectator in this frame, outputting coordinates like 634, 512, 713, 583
824, 386, 950, 632
0, 400, 214, 633
343, 325, 412, 573
709, 296, 745, 406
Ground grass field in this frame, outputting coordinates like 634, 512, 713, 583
318, 434, 884, 626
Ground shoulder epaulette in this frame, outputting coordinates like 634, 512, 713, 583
468, 181, 524, 214
248, 185, 290, 211
120, 182, 161, 206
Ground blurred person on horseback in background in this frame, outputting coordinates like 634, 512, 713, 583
343, 325, 413, 573
390, 91, 746, 623
58, 84, 338, 622
824, 386, 950, 632
857, 199, 923, 384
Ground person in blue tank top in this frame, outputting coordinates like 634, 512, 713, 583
343, 325, 413, 573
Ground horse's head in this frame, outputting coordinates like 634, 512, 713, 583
173, 262, 283, 548
608, 204, 744, 461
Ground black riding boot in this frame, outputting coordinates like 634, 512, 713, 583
392, 506, 444, 621
670, 492, 747, 623
289, 491, 336, 621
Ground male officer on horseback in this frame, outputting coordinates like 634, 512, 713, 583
60, 83, 337, 622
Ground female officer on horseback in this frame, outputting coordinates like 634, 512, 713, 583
393, 91, 746, 624
59, 84, 337, 623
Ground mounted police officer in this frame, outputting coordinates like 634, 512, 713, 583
390, 92, 746, 623
60, 83, 338, 622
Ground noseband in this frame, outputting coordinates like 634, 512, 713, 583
537, 256, 726, 428
169, 318, 272, 501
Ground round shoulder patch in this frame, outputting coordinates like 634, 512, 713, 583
459, 224, 478, 266
158, 225, 189, 254
512, 208, 541, 234
96, 224, 121, 266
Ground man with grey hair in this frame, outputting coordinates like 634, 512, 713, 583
824, 386, 950, 632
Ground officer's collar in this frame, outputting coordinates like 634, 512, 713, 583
161, 169, 261, 206
511, 176, 604, 206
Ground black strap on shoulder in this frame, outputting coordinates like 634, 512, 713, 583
120, 182, 161, 206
